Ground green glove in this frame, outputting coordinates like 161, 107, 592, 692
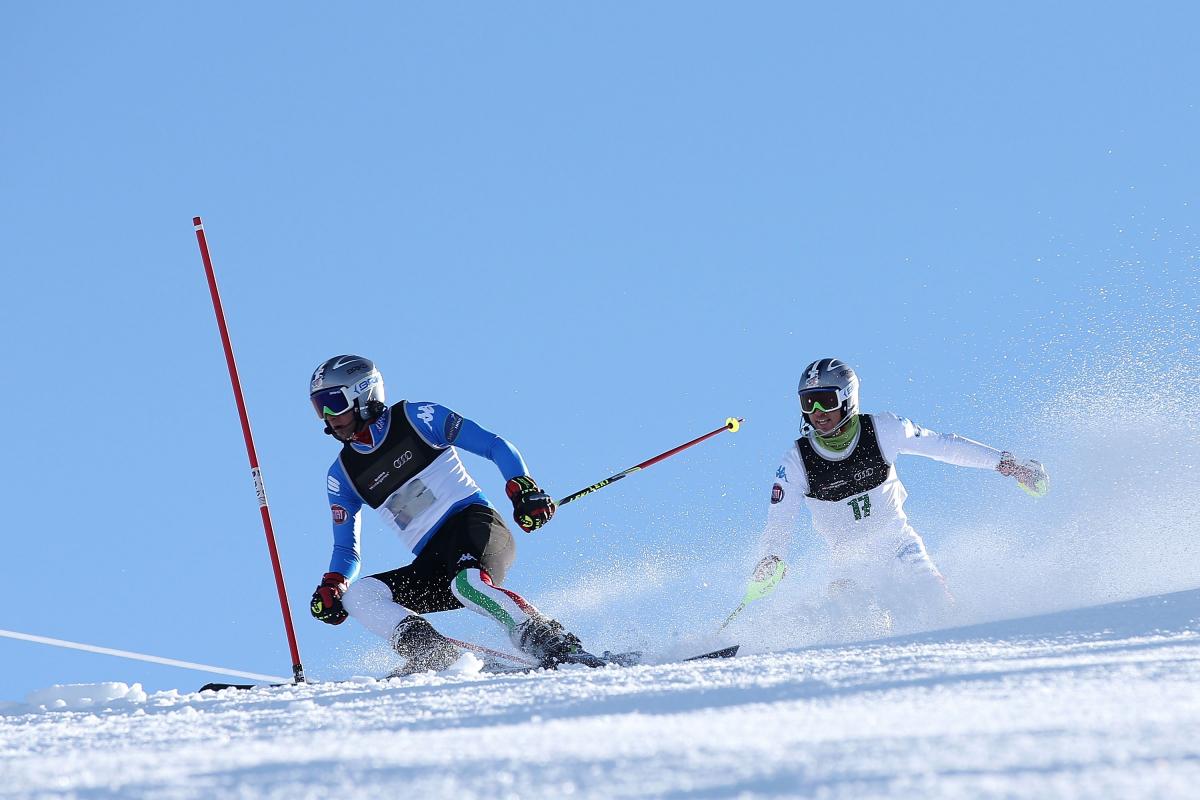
718, 555, 788, 632
746, 555, 788, 601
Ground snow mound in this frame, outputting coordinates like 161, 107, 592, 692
24, 681, 148, 711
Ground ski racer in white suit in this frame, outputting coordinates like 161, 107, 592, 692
747, 358, 1049, 626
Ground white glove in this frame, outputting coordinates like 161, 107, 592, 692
997, 452, 1049, 498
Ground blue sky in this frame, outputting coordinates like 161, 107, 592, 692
2, 3, 1197, 700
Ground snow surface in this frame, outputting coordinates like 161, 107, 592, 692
2, 589, 1197, 799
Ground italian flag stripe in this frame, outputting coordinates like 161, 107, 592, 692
478, 569, 538, 615
454, 570, 517, 631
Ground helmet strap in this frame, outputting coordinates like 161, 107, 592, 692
800, 410, 858, 440
363, 399, 387, 422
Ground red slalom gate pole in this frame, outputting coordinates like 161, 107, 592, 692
192, 216, 305, 684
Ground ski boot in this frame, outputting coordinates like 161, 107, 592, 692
388, 615, 462, 677
513, 616, 605, 669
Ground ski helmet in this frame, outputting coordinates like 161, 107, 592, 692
309, 355, 386, 423
797, 358, 859, 437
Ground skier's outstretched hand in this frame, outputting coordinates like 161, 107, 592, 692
310, 572, 349, 625
997, 452, 1049, 498
746, 555, 788, 601
506, 476, 556, 532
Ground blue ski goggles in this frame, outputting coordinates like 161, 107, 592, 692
799, 388, 842, 415
311, 386, 355, 418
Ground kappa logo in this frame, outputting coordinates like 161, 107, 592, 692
776, 465, 788, 483
331, 504, 348, 525
417, 404, 435, 430
771, 483, 785, 504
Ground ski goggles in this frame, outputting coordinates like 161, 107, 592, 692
799, 388, 843, 415
311, 386, 355, 418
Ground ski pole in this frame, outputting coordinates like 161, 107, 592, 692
557, 417, 743, 507
445, 636, 538, 667
193, 216, 305, 685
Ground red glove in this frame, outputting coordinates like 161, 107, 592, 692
505, 476, 556, 532
310, 572, 349, 625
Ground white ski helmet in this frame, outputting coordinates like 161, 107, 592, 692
797, 357, 859, 437
309, 354, 386, 422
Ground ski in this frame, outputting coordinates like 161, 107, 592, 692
475, 644, 737, 675
199, 645, 740, 691
200, 681, 286, 692
684, 644, 740, 661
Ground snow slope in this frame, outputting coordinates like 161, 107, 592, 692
2, 589, 1197, 799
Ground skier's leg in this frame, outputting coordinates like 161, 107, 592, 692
450, 564, 540, 638
448, 505, 596, 667
343, 558, 464, 675
341, 576, 412, 639
824, 573, 893, 638
890, 532, 955, 626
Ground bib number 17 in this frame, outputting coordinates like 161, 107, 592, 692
847, 493, 872, 521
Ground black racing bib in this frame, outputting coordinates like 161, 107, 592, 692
797, 414, 891, 502
339, 401, 445, 509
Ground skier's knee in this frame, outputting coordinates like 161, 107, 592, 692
449, 564, 497, 602
895, 540, 928, 565
342, 576, 393, 618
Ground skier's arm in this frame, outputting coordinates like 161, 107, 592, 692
877, 412, 1049, 496
326, 463, 364, 582
406, 402, 529, 480
751, 449, 808, 570
876, 412, 1003, 470
407, 401, 553, 530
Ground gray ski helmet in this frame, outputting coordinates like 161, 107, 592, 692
797, 358, 859, 436
309, 354, 386, 421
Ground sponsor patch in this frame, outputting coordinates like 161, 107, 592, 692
367, 471, 390, 491
771, 483, 785, 504
331, 504, 348, 525
444, 412, 464, 444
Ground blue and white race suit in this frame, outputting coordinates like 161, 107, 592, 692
324, 401, 528, 582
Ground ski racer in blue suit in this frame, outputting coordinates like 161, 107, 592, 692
307, 355, 601, 674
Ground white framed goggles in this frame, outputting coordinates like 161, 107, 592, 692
311, 386, 355, 418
